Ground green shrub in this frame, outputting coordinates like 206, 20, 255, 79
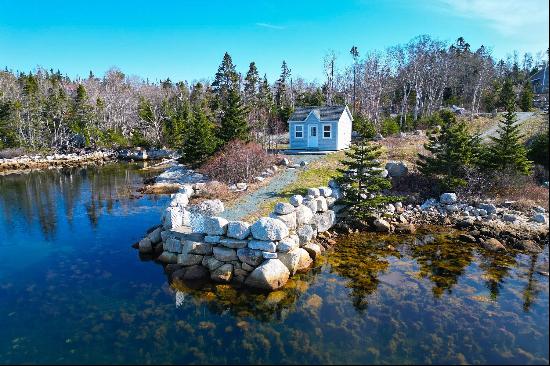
528, 132, 549, 170
353, 115, 376, 138
380, 117, 400, 136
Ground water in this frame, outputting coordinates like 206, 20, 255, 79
0, 164, 548, 364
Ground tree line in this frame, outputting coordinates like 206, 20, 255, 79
0, 35, 547, 166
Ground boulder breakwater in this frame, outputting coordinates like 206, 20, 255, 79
136, 182, 342, 290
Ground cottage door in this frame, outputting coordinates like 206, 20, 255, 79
308, 125, 318, 148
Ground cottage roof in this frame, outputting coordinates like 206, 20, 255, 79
288, 105, 351, 122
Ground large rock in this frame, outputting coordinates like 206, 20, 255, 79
138, 237, 153, 254
237, 248, 264, 266
440, 193, 457, 205
219, 238, 248, 249
502, 214, 518, 222
248, 239, 277, 252
157, 251, 178, 264
164, 237, 183, 253
177, 253, 203, 266
278, 249, 301, 275
385, 161, 408, 177
482, 238, 506, 251
211, 263, 233, 282
277, 236, 299, 252
313, 210, 336, 232
250, 217, 289, 241
296, 248, 313, 271
274, 202, 295, 215
195, 199, 225, 216
478, 203, 497, 215
226, 221, 251, 240
147, 227, 162, 244
296, 205, 314, 226
303, 199, 318, 213
204, 235, 221, 243
182, 240, 213, 255
170, 192, 189, 207
244, 259, 290, 290
269, 212, 297, 230
202, 256, 224, 271
331, 188, 342, 200
213, 246, 237, 262
289, 195, 303, 207
319, 187, 332, 197
303, 243, 322, 260
204, 216, 228, 235
532, 213, 548, 224
183, 265, 209, 280
163, 206, 183, 229
297, 224, 316, 245
373, 218, 391, 232
315, 197, 328, 212
307, 188, 320, 197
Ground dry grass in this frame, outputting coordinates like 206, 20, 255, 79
138, 183, 181, 195
519, 112, 549, 142
377, 134, 428, 168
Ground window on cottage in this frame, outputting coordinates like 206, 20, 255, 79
295, 125, 303, 138
323, 124, 331, 138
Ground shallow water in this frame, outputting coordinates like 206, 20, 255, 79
0, 164, 548, 364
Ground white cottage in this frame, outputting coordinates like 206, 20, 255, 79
288, 105, 352, 151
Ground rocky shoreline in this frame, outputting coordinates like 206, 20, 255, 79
339, 191, 549, 253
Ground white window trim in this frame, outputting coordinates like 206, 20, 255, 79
294, 124, 304, 139
322, 123, 332, 139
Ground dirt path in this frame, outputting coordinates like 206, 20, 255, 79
222, 154, 325, 221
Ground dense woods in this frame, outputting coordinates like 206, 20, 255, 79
0, 35, 547, 167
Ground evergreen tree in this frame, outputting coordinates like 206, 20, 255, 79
417, 111, 480, 189
211, 52, 239, 112
243, 62, 260, 105
70, 84, 94, 141
181, 101, 218, 167
0, 101, 17, 148
519, 80, 534, 112
498, 78, 515, 109
484, 102, 532, 175
337, 136, 399, 219
218, 88, 250, 143
275, 61, 293, 123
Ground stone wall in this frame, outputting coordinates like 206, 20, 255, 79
138, 182, 342, 291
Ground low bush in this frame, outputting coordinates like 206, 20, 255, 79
527, 132, 549, 170
380, 117, 400, 136
198, 140, 278, 184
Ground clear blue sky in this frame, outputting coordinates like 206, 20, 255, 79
1, 0, 548, 83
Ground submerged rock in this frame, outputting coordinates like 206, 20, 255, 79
244, 259, 290, 290
373, 218, 391, 232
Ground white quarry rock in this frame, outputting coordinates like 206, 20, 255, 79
262, 252, 278, 259
297, 224, 316, 245
440, 193, 457, 205
386, 203, 396, 214
446, 204, 459, 213
203, 256, 224, 271
315, 197, 328, 212
147, 227, 162, 244
532, 213, 548, 224
157, 251, 178, 264
204, 235, 221, 243
250, 217, 289, 241
331, 188, 342, 200
163, 206, 183, 229
204, 216, 228, 235
478, 203, 497, 215
236, 248, 264, 266
533, 206, 546, 213
303, 198, 318, 213
296, 248, 313, 271
421, 198, 438, 211
170, 192, 189, 207
277, 236, 299, 252
313, 210, 336, 232
278, 248, 302, 275
248, 240, 277, 252
182, 240, 213, 255
244, 259, 290, 290
269, 211, 297, 230
502, 214, 518, 222
319, 187, 332, 197
307, 188, 320, 197
211, 263, 233, 282
195, 199, 224, 216
274, 202, 296, 214
226, 221, 251, 240
303, 243, 322, 260
289, 195, 303, 207
177, 252, 203, 266
219, 238, 248, 249
164, 237, 183, 253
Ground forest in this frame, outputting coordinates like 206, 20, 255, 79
0, 35, 547, 166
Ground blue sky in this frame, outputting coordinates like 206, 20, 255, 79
1, 0, 548, 83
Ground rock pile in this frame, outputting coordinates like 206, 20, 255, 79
137, 183, 341, 291
0, 150, 114, 173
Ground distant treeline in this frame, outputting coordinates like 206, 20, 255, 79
0, 35, 547, 162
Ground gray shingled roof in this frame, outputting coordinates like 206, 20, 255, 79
288, 105, 348, 122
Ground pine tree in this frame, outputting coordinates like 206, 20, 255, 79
275, 61, 293, 123
498, 78, 515, 109
70, 84, 94, 142
0, 101, 17, 148
337, 137, 399, 219
218, 88, 250, 143
211, 52, 239, 112
485, 102, 532, 175
181, 101, 218, 167
243, 62, 260, 105
519, 80, 534, 112
417, 111, 480, 189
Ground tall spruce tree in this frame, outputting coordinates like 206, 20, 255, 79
337, 137, 399, 219
498, 78, 515, 109
181, 101, 218, 167
218, 88, 250, 143
211, 52, 239, 112
417, 111, 480, 189
69, 84, 94, 144
275, 61, 293, 123
484, 101, 532, 175
519, 80, 534, 112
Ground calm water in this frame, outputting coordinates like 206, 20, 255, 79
0, 163, 548, 364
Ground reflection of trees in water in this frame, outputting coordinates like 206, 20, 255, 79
522, 254, 541, 312
325, 234, 391, 312
478, 251, 517, 301
409, 237, 475, 298
0, 163, 147, 239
